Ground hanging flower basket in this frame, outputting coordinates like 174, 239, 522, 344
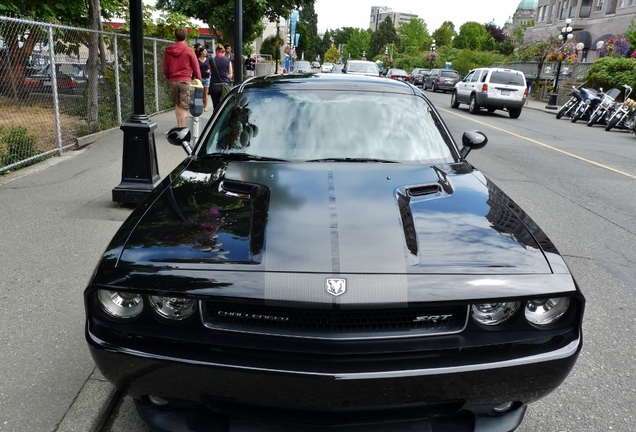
548, 41, 578, 64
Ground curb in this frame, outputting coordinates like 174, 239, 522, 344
56, 369, 118, 432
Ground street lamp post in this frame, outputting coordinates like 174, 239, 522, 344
275, 20, 280, 74
546, 18, 574, 110
428, 40, 436, 69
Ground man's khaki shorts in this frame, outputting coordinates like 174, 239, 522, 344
170, 80, 190, 110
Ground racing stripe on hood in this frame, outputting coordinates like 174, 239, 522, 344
263, 165, 409, 305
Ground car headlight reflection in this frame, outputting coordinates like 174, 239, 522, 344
525, 297, 570, 326
98, 290, 143, 319
471, 302, 520, 326
149, 296, 197, 321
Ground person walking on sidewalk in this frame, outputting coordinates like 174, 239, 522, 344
196, 46, 211, 112
210, 44, 233, 111
163, 28, 201, 127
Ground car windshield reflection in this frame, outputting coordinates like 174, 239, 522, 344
201, 91, 454, 164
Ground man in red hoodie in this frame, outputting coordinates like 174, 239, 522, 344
163, 28, 202, 127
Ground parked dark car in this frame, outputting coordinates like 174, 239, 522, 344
385, 68, 410, 82
85, 74, 584, 432
410, 67, 430, 87
23, 62, 90, 95
424, 68, 461, 92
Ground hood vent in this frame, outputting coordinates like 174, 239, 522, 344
408, 184, 441, 197
220, 180, 255, 197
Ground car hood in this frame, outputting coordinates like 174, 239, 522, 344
105, 160, 561, 277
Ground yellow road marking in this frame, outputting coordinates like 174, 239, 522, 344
438, 107, 636, 180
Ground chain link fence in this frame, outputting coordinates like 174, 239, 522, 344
0, 16, 174, 174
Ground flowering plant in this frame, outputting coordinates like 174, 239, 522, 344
548, 41, 578, 64
597, 36, 631, 58
271, 36, 285, 47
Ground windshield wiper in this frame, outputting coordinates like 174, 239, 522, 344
200, 153, 288, 162
306, 157, 397, 163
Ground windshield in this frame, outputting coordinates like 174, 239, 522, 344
347, 62, 378, 74
200, 90, 455, 163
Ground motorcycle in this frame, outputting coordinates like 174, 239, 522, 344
570, 87, 602, 123
587, 87, 622, 127
556, 85, 583, 120
605, 85, 636, 132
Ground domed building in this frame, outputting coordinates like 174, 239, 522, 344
503, 0, 538, 36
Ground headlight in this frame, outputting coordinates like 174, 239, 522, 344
98, 290, 143, 319
149, 296, 197, 321
471, 302, 520, 326
525, 297, 570, 326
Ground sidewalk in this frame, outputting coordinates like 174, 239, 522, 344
525, 97, 561, 114
0, 109, 210, 432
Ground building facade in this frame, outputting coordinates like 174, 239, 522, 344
504, 0, 539, 35
369, 6, 418, 31
525, 0, 636, 61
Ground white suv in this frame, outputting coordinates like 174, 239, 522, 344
451, 68, 528, 118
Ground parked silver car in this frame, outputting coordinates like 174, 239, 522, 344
424, 69, 460, 92
410, 67, 430, 87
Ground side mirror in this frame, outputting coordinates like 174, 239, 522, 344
166, 127, 193, 156
459, 130, 488, 160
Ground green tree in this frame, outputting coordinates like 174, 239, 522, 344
431, 21, 456, 48
324, 45, 340, 63
320, 30, 333, 59
296, 2, 322, 62
332, 27, 356, 48
344, 28, 371, 60
624, 19, 636, 52
397, 18, 429, 56
369, 17, 399, 58
584, 57, 636, 90
453, 21, 494, 51
156, 0, 313, 48
515, 36, 559, 81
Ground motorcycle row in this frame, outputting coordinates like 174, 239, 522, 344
556, 84, 636, 133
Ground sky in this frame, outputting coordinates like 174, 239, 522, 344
313, 0, 520, 34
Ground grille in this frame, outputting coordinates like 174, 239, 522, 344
203, 301, 467, 338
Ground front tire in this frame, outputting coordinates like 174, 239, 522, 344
587, 110, 602, 126
432, 82, 438, 92
605, 116, 620, 132
468, 95, 480, 114
556, 101, 572, 119
450, 91, 460, 108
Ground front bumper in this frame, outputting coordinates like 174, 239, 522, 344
88, 322, 581, 426
134, 396, 528, 432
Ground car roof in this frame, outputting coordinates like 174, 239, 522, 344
239, 73, 419, 95
346, 60, 376, 65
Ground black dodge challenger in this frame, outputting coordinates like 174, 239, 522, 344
84, 74, 584, 432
